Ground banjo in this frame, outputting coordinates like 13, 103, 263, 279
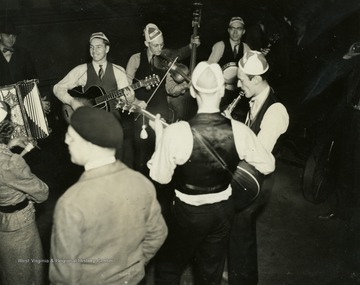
222, 33, 280, 91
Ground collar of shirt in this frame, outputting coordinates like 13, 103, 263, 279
229, 39, 241, 50
197, 108, 220, 114
147, 50, 156, 63
93, 61, 107, 72
84, 156, 116, 171
250, 85, 271, 116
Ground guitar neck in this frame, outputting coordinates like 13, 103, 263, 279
95, 81, 143, 104
138, 108, 169, 128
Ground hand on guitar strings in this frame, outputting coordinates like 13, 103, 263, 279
69, 97, 86, 111
260, 47, 270, 56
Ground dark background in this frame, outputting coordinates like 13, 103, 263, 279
1, 0, 360, 284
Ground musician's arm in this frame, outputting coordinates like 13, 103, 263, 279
208, 41, 225, 63
148, 121, 193, 184
53, 64, 87, 108
113, 64, 135, 103
231, 120, 275, 175
125, 53, 140, 85
257, 103, 289, 152
165, 74, 189, 97
125, 53, 147, 108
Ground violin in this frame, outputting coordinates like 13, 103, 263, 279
153, 54, 191, 83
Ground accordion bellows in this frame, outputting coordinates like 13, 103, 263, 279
0, 79, 50, 140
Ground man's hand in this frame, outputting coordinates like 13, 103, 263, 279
7, 136, 34, 149
134, 99, 147, 110
70, 97, 85, 110
190, 35, 201, 49
122, 86, 135, 104
41, 97, 51, 114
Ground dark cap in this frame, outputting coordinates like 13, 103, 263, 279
0, 18, 19, 35
70, 106, 123, 149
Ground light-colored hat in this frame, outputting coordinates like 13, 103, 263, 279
0, 101, 8, 122
90, 32, 110, 44
191, 61, 224, 93
144, 23, 162, 42
229, 16, 245, 27
238, 50, 269, 75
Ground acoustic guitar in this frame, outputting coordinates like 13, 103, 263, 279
62, 75, 160, 123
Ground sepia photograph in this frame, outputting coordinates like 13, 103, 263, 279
0, 0, 359, 284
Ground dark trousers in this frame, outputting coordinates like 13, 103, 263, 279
228, 174, 274, 285
155, 197, 235, 285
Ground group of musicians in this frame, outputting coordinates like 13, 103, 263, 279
0, 15, 289, 285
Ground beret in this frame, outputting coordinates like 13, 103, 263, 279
70, 107, 123, 149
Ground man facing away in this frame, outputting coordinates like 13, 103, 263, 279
49, 107, 167, 285
147, 61, 275, 284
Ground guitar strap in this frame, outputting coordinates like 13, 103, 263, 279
191, 127, 247, 189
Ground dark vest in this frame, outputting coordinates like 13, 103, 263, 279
134, 50, 169, 120
249, 90, 278, 135
218, 40, 244, 68
249, 90, 283, 154
174, 113, 238, 195
84, 63, 117, 93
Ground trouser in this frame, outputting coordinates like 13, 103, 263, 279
155, 196, 235, 285
228, 173, 274, 285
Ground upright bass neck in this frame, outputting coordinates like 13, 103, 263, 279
189, 1, 202, 73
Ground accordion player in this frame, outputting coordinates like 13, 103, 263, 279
0, 79, 50, 140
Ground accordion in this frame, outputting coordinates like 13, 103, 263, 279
0, 79, 50, 140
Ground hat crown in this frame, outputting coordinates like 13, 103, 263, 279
192, 62, 224, 93
144, 23, 162, 42
0, 19, 18, 35
90, 32, 109, 44
229, 16, 245, 27
239, 50, 269, 75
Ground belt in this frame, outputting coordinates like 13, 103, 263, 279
180, 183, 229, 195
0, 199, 29, 213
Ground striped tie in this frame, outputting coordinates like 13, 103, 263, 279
98, 65, 103, 81
233, 44, 239, 58
247, 99, 255, 126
